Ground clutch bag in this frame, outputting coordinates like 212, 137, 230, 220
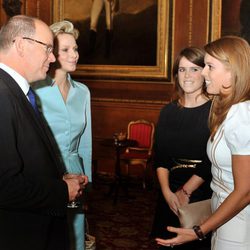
178, 199, 212, 228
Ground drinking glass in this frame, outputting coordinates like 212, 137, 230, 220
64, 172, 82, 208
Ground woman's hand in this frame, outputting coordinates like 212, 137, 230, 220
175, 188, 190, 207
165, 191, 181, 215
155, 226, 197, 247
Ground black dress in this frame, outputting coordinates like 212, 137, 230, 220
151, 100, 212, 250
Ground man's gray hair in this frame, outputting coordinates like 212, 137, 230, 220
0, 15, 36, 50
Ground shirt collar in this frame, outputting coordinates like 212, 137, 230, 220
0, 63, 30, 96
50, 73, 76, 88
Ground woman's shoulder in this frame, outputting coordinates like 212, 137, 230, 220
161, 100, 178, 112
161, 99, 211, 112
32, 76, 52, 91
224, 101, 250, 154
70, 78, 90, 95
226, 101, 250, 123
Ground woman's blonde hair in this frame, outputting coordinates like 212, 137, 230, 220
205, 36, 250, 139
50, 20, 79, 39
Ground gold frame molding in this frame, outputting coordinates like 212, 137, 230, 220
210, 0, 222, 41
53, 0, 171, 81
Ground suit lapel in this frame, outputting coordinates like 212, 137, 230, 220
0, 69, 65, 174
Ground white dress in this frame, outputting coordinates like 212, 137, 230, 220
207, 101, 250, 250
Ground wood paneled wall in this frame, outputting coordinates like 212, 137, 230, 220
0, 0, 51, 24
0, 0, 221, 174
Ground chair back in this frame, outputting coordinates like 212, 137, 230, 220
127, 120, 155, 153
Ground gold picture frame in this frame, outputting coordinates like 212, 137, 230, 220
52, 0, 171, 81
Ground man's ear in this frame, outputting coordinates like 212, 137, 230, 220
13, 37, 25, 57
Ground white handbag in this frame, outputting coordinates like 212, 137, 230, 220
178, 199, 212, 228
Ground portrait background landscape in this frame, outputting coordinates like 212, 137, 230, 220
53, 0, 171, 80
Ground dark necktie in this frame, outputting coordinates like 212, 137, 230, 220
27, 87, 39, 116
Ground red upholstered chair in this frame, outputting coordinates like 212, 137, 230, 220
120, 120, 155, 189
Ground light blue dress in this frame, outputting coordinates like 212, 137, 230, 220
34, 74, 92, 250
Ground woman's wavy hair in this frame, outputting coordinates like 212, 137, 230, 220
172, 47, 207, 106
50, 20, 79, 40
206, 36, 250, 139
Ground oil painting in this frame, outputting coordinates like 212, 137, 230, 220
53, 0, 171, 80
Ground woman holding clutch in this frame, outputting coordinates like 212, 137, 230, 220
156, 36, 250, 250
151, 47, 212, 250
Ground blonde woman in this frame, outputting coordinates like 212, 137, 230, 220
34, 20, 92, 250
156, 36, 250, 250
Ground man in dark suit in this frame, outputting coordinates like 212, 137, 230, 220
0, 15, 85, 250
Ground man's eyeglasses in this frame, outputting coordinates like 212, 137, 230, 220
22, 37, 53, 55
